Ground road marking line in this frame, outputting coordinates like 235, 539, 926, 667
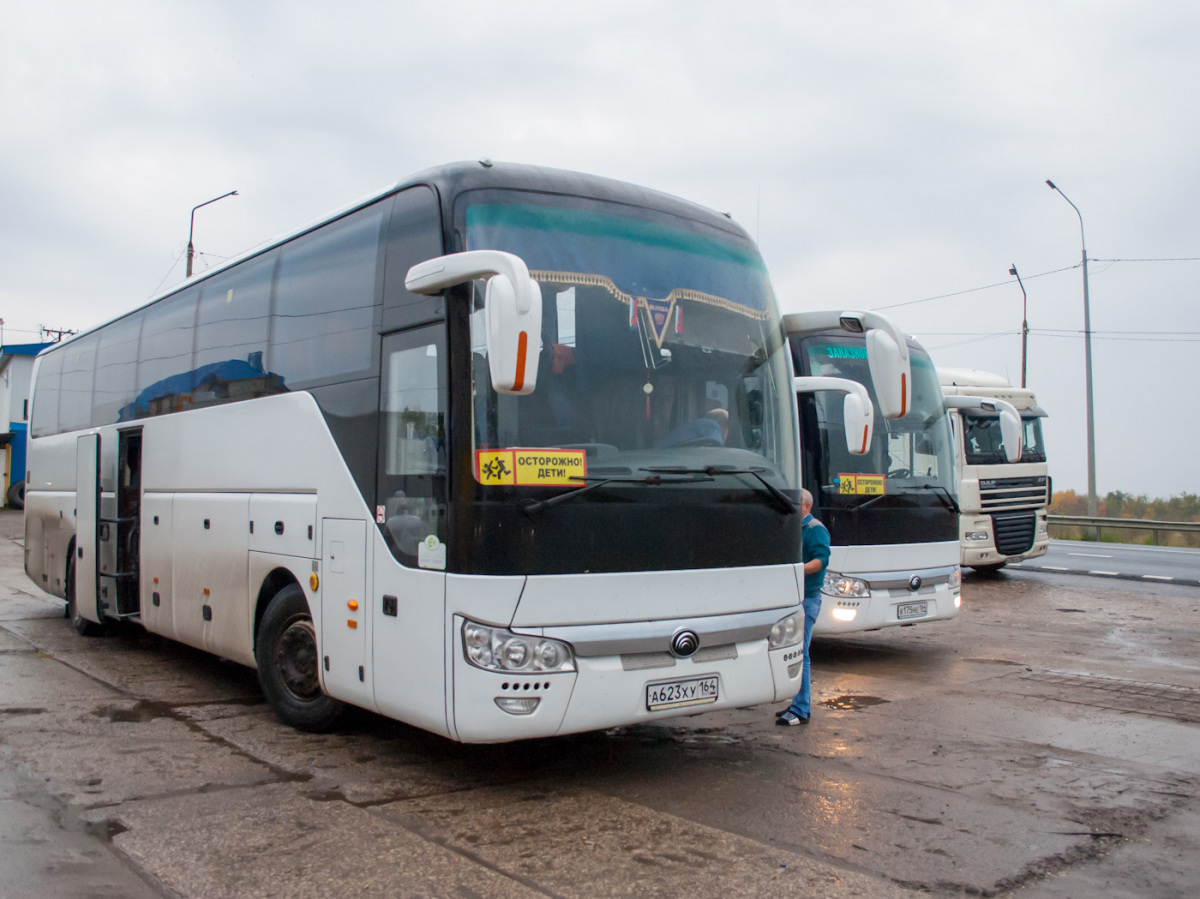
1143, 575, 1174, 581
1089, 570, 1119, 576
1042, 566, 1070, 571
1069, 552, 1114, 558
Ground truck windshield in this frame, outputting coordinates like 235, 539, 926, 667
462, 195, 798, 495
963, 413, 1046, 464
794, 336, 957, 508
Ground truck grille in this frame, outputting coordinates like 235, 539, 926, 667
991, 512, 1036, 556
979, 476, 1048, 513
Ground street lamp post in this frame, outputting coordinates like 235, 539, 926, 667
1009, 264, 1028, 389
186, 190, 239, 278
1046, 179, 1098, 526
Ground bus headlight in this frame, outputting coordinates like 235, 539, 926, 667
462, 621, 575, 673
949, 567, 962, 590
768, 611, 804, 649
823, 572, 869, 598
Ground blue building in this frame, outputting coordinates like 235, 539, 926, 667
1, 342, 52, 507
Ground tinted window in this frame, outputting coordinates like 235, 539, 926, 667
382, 186, 445, 332
92, 312, 142, 426
58, 334, 99, 432
30, 351, 63, 438
272, 203, 385, 386
194, 250, 281, 408
133, 289, 198, 418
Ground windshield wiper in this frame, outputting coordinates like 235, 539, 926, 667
845, 491, 892, 513
642, 466, 798, 515
521, 474, 712, 515
916, 484, 961, 513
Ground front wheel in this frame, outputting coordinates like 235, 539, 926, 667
255, 583, 344, 732
66, 557, 106, 637
971, 562, 1007, 575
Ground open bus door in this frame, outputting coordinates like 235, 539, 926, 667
74, 433, 103, 626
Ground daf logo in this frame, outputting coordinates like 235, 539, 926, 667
909, 575, 923, 591
670, 629, 701, 657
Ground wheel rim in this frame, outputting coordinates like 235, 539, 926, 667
274, 616, 321, 702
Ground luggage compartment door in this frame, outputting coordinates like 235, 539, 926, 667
74, 433, 102, 623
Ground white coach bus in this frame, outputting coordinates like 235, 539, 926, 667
24, 162, 881, 742
785, 316, 1021, 634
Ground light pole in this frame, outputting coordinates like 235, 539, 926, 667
1046, 179, 1097, 524
1009, 264, 1029, 389
186, 190, 239, 278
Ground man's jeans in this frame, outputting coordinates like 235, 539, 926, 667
788, 593, 822, 718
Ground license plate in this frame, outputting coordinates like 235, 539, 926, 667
897, 600, 928, 620
646, 675, 719, 712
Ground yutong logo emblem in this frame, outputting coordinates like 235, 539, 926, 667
909, 575, 923, 591
671, 630, 700, 657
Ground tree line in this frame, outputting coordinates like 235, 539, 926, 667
1049, 490, 1200, 546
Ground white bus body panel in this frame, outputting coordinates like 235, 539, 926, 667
74, 433, 101, 624
814, 540, 961, 634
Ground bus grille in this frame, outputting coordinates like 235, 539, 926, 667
991, 512, 1036, 556
979, 476, 1048, 513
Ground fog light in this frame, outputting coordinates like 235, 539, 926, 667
831, 607, 858, 622
965, 531, 989, 542
787, 662, 802, 678
495, 697, 540, 715
954, 594, 962, 609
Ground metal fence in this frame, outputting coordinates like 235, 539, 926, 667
1047, 514, 1200, 546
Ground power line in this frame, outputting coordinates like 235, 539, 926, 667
871, 264, 1079, 311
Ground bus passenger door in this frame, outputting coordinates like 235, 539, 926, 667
320, 518, 372, 708
74, 433, 102, 624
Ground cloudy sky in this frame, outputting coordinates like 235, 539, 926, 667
2, 1, 1197, 499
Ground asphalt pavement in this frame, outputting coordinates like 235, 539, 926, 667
1010, 539, 1200, 587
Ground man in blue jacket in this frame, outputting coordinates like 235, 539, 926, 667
777, 488, 831, 726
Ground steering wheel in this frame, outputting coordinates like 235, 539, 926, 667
887, 468, 912, 479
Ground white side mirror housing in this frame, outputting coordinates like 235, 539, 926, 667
944, 395, 1023, 463
782, 309, 912, 420
406, 250, 542, 395
794, 376, 875, 455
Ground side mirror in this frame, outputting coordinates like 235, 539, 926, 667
406, 250, 542, 395
794, 376, 875, 456
944, 396, 1023, 463
782, 309, 912, 420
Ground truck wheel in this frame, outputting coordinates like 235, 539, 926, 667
971, 562, 1007, 575
66, 558, 107, 637
6, 480, 24, 510
255, 583, 344, 732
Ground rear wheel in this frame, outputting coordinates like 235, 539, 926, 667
255, 583, 343, 732
6, 480, 24, 510
66, 557, 106, 636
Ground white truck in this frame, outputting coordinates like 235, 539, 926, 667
938, 369, 1050, 572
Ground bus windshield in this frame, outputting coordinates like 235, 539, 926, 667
797, 337, 956, 508
462, 196, 798, 492
963, 412, 1047, 464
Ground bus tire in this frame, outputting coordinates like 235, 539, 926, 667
6, 480, 24, 510
66, 557, 107, 637
255, 583, 344, 732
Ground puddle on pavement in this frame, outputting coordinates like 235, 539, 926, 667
822, 694, 890, 711
92, 701, 174, 724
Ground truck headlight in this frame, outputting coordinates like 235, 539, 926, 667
965, 531, 990, 541
462, 621, 575, 673
769, 611, 804, 649
823, 572, 869, 598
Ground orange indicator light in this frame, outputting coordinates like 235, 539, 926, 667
347, 600, 359, 611
347, 619, 358, 629
309, 573, 319, 591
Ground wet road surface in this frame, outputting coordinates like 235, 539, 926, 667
2, 510, 1198, 897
